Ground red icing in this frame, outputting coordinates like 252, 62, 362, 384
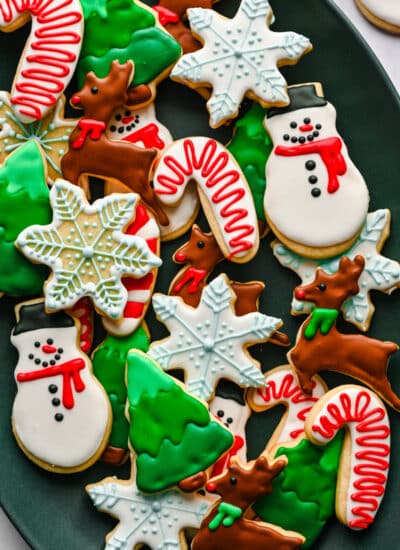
299, 124, 313, 132
16, 358, 86, 409
206, 481, 217, 493
295, 288, 305, 300
72, 119, 106, 149
156, 138, 254, 257
3, 0, 82, 120
256, 373, 320, 439
174, 251, 186, 263
122, 123, 165, 150
211, 435, 245, 477
312, 389, 390, 528
152, 4, 179, 25
275, 137, 347, 194
71, 94, 81, 106
42, 344, 57, 354
69, 298, 93, 353
173, 266, 207, 294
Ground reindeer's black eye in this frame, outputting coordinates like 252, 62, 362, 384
197, 240, 205, 249
217, 410, 224, 418
318, 283, 327, 291
230, 477, 237, 485
227, 417, 233, 424
91, 86, 98, 94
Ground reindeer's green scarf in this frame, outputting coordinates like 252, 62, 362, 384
208, 502, 243, 530
304, 308, 339, 340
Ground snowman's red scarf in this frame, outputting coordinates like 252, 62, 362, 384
16, 358, 86, 410
275, 137, 347, 193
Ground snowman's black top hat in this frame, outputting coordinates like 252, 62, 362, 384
215, 379, 246, 406
267, 83, 327, 118
13, 301, 74, 335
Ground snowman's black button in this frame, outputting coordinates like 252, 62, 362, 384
299, 137, 306, 144
307, 135, 314, 141
49, 384, 58, 394
54, 354, 60, 360
313, 131, 320, 138
54, 413, 64, 422
305, 160, 316, 170
52, 398, 60, 407
309, 175, 318, 184
34, 358, 41, 365
283, 134, 289, 141
42, 362, 48, 368
311, 188, 321, 197
291, 137, 298, 143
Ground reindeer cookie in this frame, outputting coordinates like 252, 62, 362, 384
264, 83, 370, 259
192, 455, 305, 550
288, 255, 400, 411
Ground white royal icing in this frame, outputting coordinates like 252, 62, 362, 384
359, 0, 400, 26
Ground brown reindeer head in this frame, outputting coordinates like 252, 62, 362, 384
206, 455, 287, 510
158, 0, 213, 18
173, 225, 224, 271
70, 61, 134, 121
294, 255, 365, 310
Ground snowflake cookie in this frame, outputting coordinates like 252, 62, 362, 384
272, 209, 400, 331
149, 273, 283, 401
170, 0, 312, 127
87, 468, 214, 550
16, 181, 162, 320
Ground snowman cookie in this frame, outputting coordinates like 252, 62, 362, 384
263, 83, 369, 259
355, 0, 400, 33
11, 299, 111, 473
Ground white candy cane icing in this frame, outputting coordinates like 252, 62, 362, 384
68, 298, 93, 353
154, 137, 259, 261
358, 0, 400, 26
102, 203, 160, 336
0, 0, 83, 123
306, 385, 390, 529
247, 366, 326, 450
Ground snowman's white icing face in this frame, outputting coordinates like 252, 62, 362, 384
209, 396, 250, 435
12, 326, 78, 372
265, 103, 338, 146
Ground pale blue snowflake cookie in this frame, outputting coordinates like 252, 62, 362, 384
16, 180, 162, 320
170, 0, 312, 127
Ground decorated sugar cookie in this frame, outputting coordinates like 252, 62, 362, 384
171, 0, 311, 127
149, 274, 283, 401
273, 209, 400, 331
11, 300, 111, 472
306, 385, 390, 529
16, 180, 162, 320
0, 0, 83, 122
126, 350, 234, 493
192, 455, 305, 550
87, 465, 214, 550
154, 137, 260, 260
264, 83, 370, 258
355, 0, 400, 33
288, 255, 400, 411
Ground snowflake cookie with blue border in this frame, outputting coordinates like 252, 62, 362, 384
272, 209, 400, 331
87, 469, 214, 550
170, 0, 312, 127
149, 273, 283, 401
17, 180, 162, 320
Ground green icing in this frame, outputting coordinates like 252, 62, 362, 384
253, 432, 344, 548
78, 0, 181, 88
227, 103, 273, 222
208, 502, 243, 530
0, 141, 51, 296
304, 308, 339, 340
92, 327, 149, 449
127, 351, 234, 493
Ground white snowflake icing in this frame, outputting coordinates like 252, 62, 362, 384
149, 274, 282, 401
272, 209, 400, 331
17, 181, 161, 319
171, 0, 311, 127
87, 475, 212, 550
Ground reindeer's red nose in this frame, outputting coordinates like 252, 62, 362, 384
71, 94, 81, 106
42, 344, 57, 354
295, 288, 306, 300
175, 251, 186, 263
206, 482, 217, 493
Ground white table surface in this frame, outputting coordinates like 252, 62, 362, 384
1, 1, 399, 548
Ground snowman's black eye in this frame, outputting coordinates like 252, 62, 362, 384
230, 477, 237, 485
47, 339, 53, 345
227, 417, 233, 424
318, 283, 327, 291
304, 117, 311, 124
34, 341, 40, 348
217, 410, 224, 418
28, 354, 34, 360
197, 240, 205, 249
290, 121, 297, 129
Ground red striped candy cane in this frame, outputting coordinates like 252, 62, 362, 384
102, 203, 160, 336
306, 385, 390, 529
0, 0, 83, 122
153, 137, 259, 261
68, 298, 93, 353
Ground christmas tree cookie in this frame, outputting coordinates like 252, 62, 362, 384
126, 350, 234, 493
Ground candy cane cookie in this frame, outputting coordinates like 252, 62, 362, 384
0, 0, 83, 123
68, 298, 94, 354
305, 385, 390, 529
153, 137, 259, 261
247, 365, 327, 456
102, 203, 160, 336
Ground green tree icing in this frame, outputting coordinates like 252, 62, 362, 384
77, 0, 181, 88
126, 351, 234, 493
227, 103, 273, 222
0, 142, 51, 296
92, 326, 150, 449
253, 431, 344, 548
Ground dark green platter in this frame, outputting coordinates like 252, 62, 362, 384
1, 0, 400, 548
